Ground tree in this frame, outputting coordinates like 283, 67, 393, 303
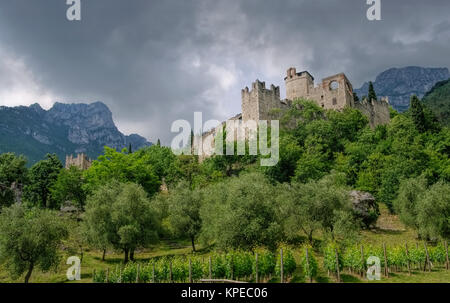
0, 153, 28, 207
278, 173, 357, 243
84, 147, 160, 197
416, 181, 450, 240
200, 173, 282, 251
50, 166, 86, 209
0, 204, 68, 283
83, 181, 160, 263
410, 95, 426, 133
353, 92, 359, 102
157, 139, 161, 147
368, 81, 377, 101
166, 182, 202, 251
393, 175, 427, 232
23, 154, 63, 209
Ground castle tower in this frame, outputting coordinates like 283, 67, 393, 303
241, 80, 281, 122
284, 67, 314, 101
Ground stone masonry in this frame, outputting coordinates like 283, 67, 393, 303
65, 153, 92, 170
199, 67, 390, 157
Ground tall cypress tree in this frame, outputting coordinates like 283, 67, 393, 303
368, 81, 377, 101
128, 144, 132, 154
353, 92, 360, 102
410, 95, 426, 133
157, 139, 161, 147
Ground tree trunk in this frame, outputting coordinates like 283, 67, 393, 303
24, 263, 34, 283
130, 249, 135, 261
191, 236, 196, 252
102, 248, 106, 261
308, 231, 314, 244
124, 248, 129, 264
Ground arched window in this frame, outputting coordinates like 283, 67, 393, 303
330, 81, 339, 90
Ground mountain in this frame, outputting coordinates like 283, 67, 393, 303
422, 79, 450, 126
0, 101, 152, 165
354, 66, 450, 112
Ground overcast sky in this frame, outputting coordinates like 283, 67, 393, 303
0, 0, 449, 144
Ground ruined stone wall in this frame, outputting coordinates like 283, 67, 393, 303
284, 68, 354, 111
354, 98, 391, 128
65, 153, 92, 170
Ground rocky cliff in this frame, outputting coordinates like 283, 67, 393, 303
0, 102, 152, 165
354, 66, 450, 112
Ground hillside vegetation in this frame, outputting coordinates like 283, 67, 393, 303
0, 97, 449, 283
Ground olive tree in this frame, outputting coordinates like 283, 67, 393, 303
166, 182, 202, 252
200, 173, 282, 251
83, 181, 160, 263
0, 204, 68, 283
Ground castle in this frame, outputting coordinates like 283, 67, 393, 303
65, 153, 92, 170
241, 67, 390, 126
198, 67, 390, 157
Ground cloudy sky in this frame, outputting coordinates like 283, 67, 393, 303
0, 0, 449, 144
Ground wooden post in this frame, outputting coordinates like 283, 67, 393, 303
306, 247, 312, 283
335, 248, 340, 283
360, 245, 365, 278
209, 256, 212, 279
189, 258, 192, 283
424, 242, 431, 272
255, 253, 259, 283
93, 269, 96, 283
445, 240, 449, 270
136, 264, 140, 283
106, 268, 109, 283
280, 248, 284, 283
170, 260, 173, 283
152, 260, 155, 283
383, 243, 388, 278
405, 243, 411, 276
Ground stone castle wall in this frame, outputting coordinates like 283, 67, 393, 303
65, 153, 92, 170
198, 67, 390, 158
354, 97, 391, 128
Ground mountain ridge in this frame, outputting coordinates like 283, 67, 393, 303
0, 101, 152, 165
354, 66, 450, 112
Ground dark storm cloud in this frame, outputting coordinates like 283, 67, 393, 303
0, 0, 449, 144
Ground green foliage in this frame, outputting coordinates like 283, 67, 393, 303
166, 182, 202, 251
415, 182, 450, 240
23, 154, 63, 209
322, 243, 343, 273
254, 250, 276, 279
200, 173, 282, 251
0, 153, 28, 208
422, 78, 450, 127
275, 248, 297, 278
83, 181, 160, 263
300, 247, 318, 281
84, 147, 160, 197
410, 95, 427, 133
0, 204, 68, 283
278, 173, 358, 243
368, 81, 377, 101
50, 166, 86, 209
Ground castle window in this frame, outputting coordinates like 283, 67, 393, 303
332, 98, 337, 105
330, 81, 339, 90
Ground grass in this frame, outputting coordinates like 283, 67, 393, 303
0, 204, 448, 283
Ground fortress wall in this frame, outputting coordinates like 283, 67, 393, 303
354, 98, 390, 128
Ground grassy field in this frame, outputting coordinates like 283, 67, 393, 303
0, 204, 448, 283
